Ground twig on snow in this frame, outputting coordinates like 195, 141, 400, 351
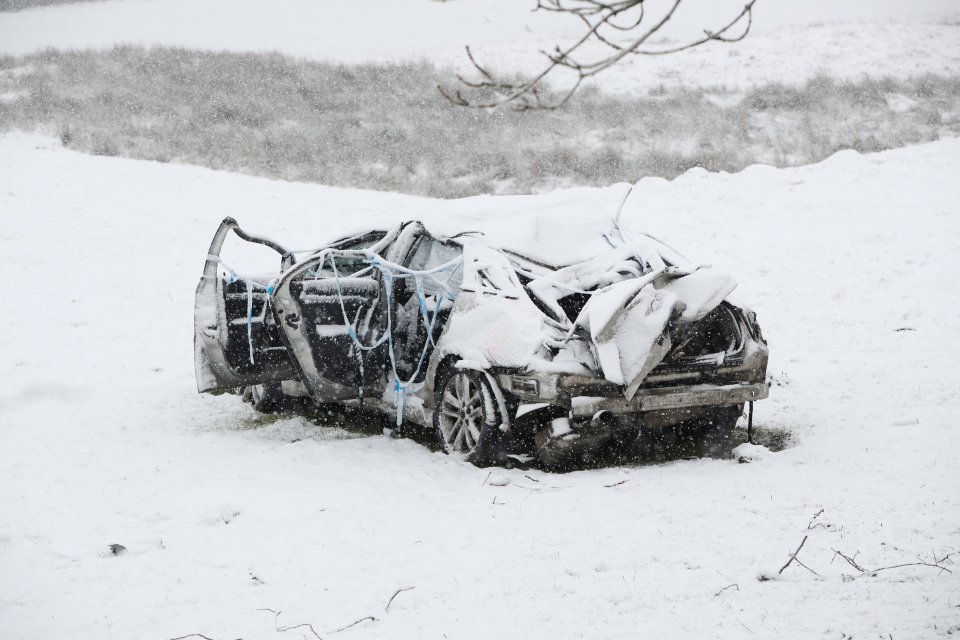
167, 635, 216, 640
713, 583, 740, 597
385, 586, 416, 612
806, 508, 826, 529
328, 616, 377, 634
831, 548, 955, 578
604, 479, 629, 488
806, 508, 834, 531
779, 535, 820, 577
258, 608, 323, 640
258, 608, 282, 629
830, 548, 866, 573
278, 623, 323, 639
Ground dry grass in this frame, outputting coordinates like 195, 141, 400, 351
1, 46, 958, 196
0, 0, 100, 10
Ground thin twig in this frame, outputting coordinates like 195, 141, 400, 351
258, 608, 324, 640
832, 548, 955, 578
806, 508, 824, 529
258, 608, 282, 628
779, 535, 807, 574
385, 586, 416, 612
277, 623, 323, 640
713, 583, 740, 597
328, 616, 377, 635
807, 508, 834, 530
779, 535, 820, 576
604, 479, 629, 488
831, 549, 866, 573
168, 635, 215, 640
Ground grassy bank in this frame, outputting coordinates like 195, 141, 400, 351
1, 46, 957, 197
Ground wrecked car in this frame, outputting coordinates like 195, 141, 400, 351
194, 210, 768, 468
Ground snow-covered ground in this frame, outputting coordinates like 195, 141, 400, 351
1, 0, 958, 91
1, 133, 958, 639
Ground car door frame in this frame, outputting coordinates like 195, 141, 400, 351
194, 217, 297, 393
270, 230, 397, 402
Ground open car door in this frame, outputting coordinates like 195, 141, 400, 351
194, 218, 296, 393
271, 234, 390, 402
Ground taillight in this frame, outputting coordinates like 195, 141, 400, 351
746, 311, 766, 344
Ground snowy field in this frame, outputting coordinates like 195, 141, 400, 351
1, 133, 958, 638
1, 0, 959, 91
2, 0, 959, 638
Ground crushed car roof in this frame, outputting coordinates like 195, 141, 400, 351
321, 183, 689, 270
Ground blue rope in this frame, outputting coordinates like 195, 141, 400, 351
219, 249, 461, 426
246, 279, 254, 364
356, 253, 460, 425
214, 256, 277, 366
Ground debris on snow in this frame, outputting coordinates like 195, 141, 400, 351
732, 442, 771, 463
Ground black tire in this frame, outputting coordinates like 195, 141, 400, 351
433, 366, 505, 466
696, 404, 742, 455
701, 404, 741, 439
243, 383, 285, 413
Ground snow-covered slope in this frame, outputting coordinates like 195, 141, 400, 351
0, 134, 958, 639
1, 0, 958, 90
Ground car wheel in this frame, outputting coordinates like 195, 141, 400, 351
244, 383, 285, 413
433, 367, 504, 465
696, 404, 742, 453
702, 405, 741, 437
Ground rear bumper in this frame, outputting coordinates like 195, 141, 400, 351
498, 325, 769, 420
567, 382, 769, 418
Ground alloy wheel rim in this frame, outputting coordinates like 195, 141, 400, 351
439, 372, 484, 453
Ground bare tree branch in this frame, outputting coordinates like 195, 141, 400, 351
440, 0, 758, 110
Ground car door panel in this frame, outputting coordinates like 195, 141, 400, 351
273, 256, 387, 402
194, 218, 295, 393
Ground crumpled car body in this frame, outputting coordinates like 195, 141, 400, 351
195, 216, 769, 467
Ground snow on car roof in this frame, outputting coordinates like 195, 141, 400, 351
422, 185, 631, 268
327, 182, 656, 269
